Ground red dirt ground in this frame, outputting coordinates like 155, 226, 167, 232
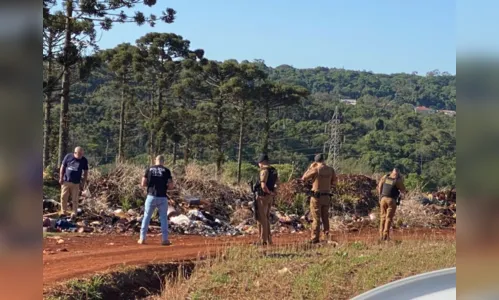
43, 228, 455, 288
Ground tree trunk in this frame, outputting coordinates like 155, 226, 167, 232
43, 98, 52, 169
57, 0, 73, 167
236, 107, 245, 184
173, 142, 177, 165
149, 92, 155, 164
262, 101, 270, 154
156, 89, 163, 155
215, 98, 224, 178
184, 139, 190, 165
43, 31, 54, 170
105, 138, 109, 163
149, 127, 154, 164
118, 75, 126, 163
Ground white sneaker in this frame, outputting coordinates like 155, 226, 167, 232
137, 239, 145, 245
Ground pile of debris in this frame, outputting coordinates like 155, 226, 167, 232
42, 203, 308, 236
332, 174, 378, 215
87, 164, 145, 207
43, 163, 308, 236
276, 179, 311, 206
395, 193, 456, 229
329, 214, 377, 232
170, 177, 251, 222
43, 163, 455, 236
427, 203, 456, 227
276, 174, 378, 216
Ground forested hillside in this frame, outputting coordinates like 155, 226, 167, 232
44, 61, 455, 190
43, 0, 455, 191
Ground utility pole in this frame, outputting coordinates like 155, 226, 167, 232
325, 106, 341, 171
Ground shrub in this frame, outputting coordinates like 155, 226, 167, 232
273, 164, 295, 183
222, 162, 259, 183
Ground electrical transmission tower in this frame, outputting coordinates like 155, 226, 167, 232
325, 106, 341, 171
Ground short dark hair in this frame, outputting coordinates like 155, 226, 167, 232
314, 153, 325, 162
258, 153, 269, 163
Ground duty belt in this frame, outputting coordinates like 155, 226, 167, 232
311, 191, 332, 197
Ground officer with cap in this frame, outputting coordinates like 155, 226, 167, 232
255, 153, 279, 245
301, 153, 337, 243
377, 168, 407, 241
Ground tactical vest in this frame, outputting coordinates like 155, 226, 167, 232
265, 166, 278, 192
380, 174, 400, 198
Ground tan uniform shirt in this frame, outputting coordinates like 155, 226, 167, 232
302, 163, 337, 192
260, 167, 269, 191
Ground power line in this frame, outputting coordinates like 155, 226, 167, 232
325, 105, 341, 171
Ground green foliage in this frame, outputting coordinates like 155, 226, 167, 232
404, 173, 426, 191
66, 276, 105, 300
43, 29, 455, 190
272, 164, 295, 183
43, 184, 60, 199
223, 162, 259, 183
121, 196, 132, 211
127, 154, 151, 167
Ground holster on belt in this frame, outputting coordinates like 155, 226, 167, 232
311, 191, 333, 198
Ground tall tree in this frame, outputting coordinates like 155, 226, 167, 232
43, 3, 96, 168
101, 43, 145, 162
222, 61, 266, 183
135, 32, 203, 162
256, 82, 309, 153
43, 9, 65, 170
179, 59, 241, 176
54, 0, 176, 166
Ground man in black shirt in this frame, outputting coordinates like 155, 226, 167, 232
139, 155, 174, 245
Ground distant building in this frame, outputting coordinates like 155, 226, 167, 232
438, 110, 456, 116
414, 106, 435, 114
340, 99, 357, 105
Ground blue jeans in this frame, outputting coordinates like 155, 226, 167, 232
140, 195, 169, 242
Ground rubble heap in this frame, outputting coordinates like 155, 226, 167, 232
170, 177, 251, 222
44, 163, 306, 236
87, 164, 144, 207
395, 197, 456, 229
332, 174, 378, 215
277, 174, 378, 216
427, 203, 456, 227
43, 164, 456, 236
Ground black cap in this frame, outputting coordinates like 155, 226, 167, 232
314, 153, 325, 162
258, 153, 269, 163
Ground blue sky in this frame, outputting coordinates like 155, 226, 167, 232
95, 0, 456, 75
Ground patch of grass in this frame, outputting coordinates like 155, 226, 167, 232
157, 238, 456, 300
66, 276, 105, 300
47, 276, 107, 300
45, 263, 196, 300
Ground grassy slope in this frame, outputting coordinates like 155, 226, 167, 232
161, 238, 456, 300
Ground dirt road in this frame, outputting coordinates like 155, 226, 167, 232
43, 228, 454, 288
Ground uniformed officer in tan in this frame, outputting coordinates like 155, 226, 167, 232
301, 154, 337, 244
377, 168, 407, 241
256, 154, 279, 246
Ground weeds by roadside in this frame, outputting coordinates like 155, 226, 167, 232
159, 238, 456, 300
